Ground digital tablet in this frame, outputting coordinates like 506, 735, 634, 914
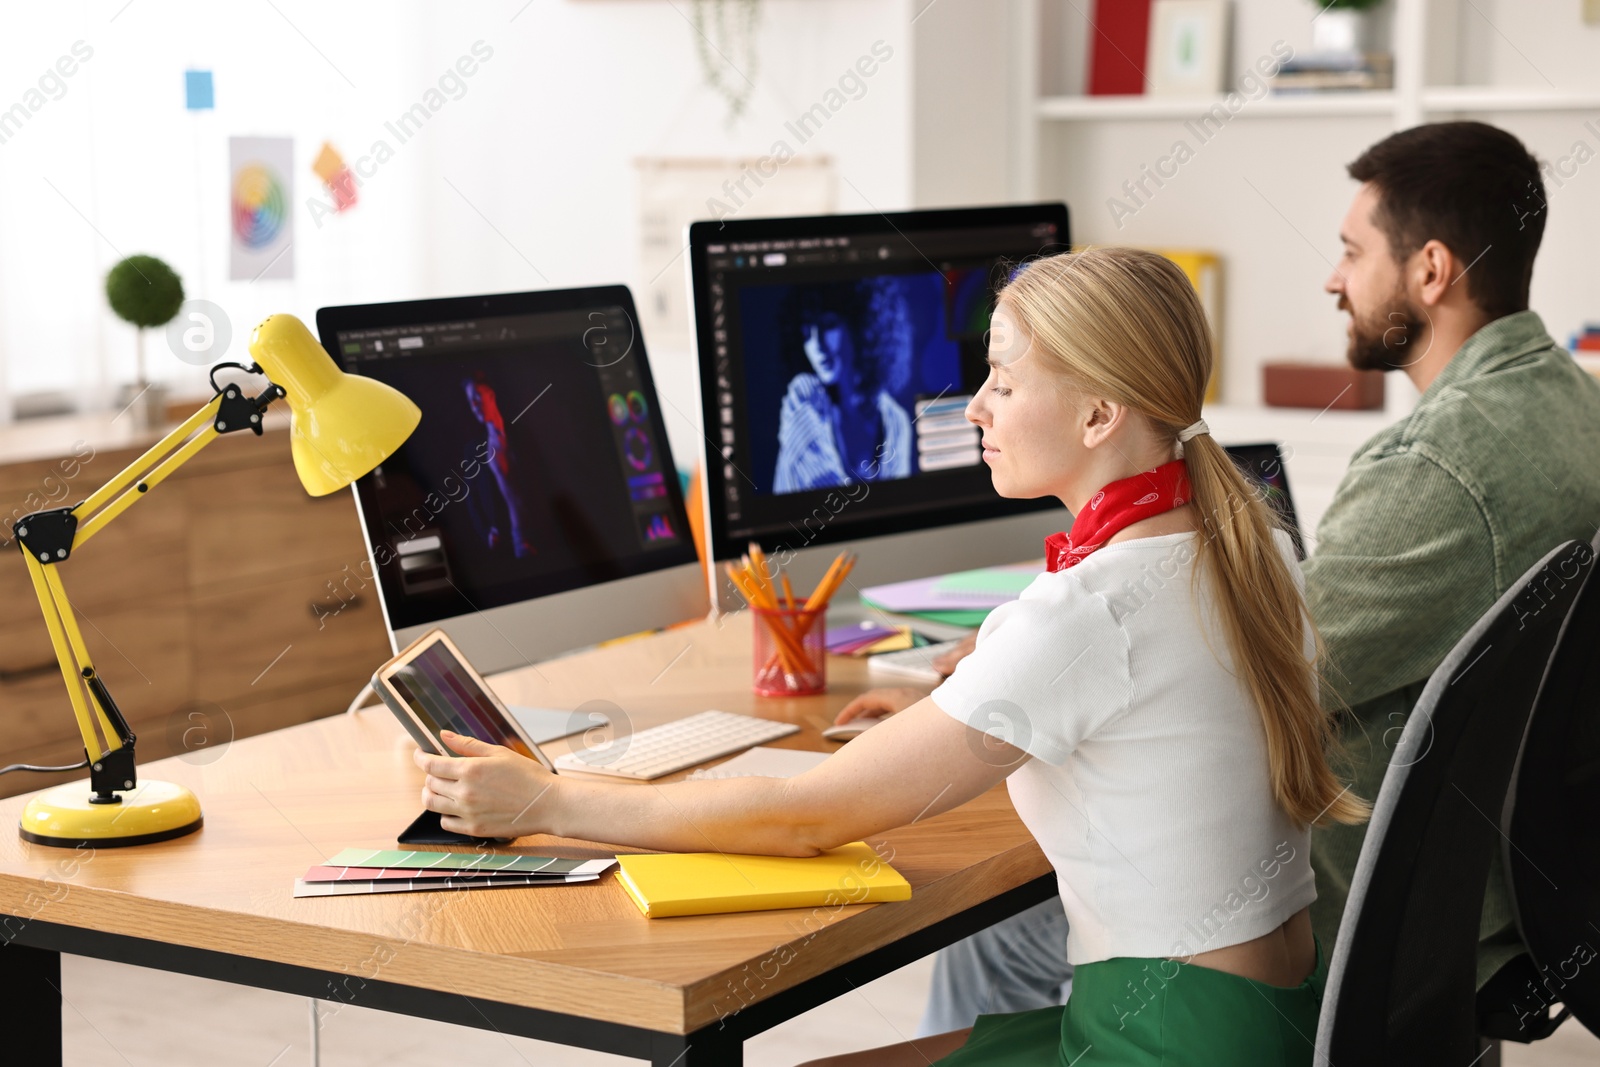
372, 629, 557, 772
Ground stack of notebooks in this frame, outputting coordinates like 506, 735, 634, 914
825, 621, 928, 656
858, 564, 1037, 627
294, 848, 617, 898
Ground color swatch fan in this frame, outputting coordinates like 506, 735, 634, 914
232, 163, 286, 249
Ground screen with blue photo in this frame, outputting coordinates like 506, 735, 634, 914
738, 272, 967, 495
696, 207, 1067, 551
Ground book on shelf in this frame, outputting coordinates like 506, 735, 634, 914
1086, 0, 1151, 95
1271, 52, 1393, 93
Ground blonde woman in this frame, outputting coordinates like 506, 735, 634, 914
415, 247, 1367, 1065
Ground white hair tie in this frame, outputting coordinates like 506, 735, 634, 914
1175, 418, 1209, 457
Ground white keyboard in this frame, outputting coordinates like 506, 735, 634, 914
866, 639, 970, 685
554, 710, 800, 780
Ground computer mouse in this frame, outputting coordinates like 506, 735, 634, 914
822, 717, 887, 741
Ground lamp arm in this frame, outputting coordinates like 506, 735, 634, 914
7, 376, 284, 800
73, 372, 285, 548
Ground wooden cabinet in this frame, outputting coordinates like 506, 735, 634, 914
191, 562, 386, 704
0, 415, 393, 797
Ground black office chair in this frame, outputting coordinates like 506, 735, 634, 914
1315, 540, 1595, 1063
1478, 532, 1600, 1043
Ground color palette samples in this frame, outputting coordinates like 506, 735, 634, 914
292, 849, 617, 898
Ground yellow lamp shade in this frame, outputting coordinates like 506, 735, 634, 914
248, 314, 421, 496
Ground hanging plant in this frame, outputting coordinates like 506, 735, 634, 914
692, 0, 762, 126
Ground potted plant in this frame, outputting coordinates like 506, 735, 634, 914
105, 254, 184, 429
1312, 0, 1385, 57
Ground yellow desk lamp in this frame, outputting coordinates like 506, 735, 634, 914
10, 314, 420, 847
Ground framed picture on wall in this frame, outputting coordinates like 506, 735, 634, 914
1147, 0, 1231, 96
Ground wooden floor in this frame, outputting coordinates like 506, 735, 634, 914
60, 954, 1600, 1065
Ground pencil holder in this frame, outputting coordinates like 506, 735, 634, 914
751, 605, 827, 697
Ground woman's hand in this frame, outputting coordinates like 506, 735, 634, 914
834, 687, 926, 725
831, 634, 976, 726
933, 632, 978, 676
413, 731, 558, 839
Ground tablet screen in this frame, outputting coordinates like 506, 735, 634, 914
384, 637, 537, 760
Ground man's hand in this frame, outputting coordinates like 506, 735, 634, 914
413, 731, 559, 839
933, 632, 978, 676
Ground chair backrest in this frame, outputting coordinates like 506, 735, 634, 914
1316, 540, 1593, 1063
1501, 532, 1600, 1037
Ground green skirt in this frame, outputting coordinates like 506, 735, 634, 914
934, 938, 1327, 1066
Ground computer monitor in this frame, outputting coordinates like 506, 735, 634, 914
317, 286, 707, 675
687, 203, 1072, 612
1223, 442, 1306, 560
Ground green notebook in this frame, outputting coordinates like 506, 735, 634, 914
858, 598, 991, 628
934, 568, 1036, 597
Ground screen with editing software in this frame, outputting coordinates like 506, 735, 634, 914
320, 288, 697, 631
690, 204, 1070, 558
383, 637, 536, 760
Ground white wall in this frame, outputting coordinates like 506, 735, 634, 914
1041, 113, 1399, 406
0, 0, 918, 473
1443, 0, 1600, 91
909, 0, 1013, 207
6, 0, 1594, 448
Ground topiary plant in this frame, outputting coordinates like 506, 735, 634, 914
105, 254, 184, 388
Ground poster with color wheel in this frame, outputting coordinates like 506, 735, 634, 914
229, 136, 294, 281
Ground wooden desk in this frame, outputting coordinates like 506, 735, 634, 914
0, 613, 1053, 1065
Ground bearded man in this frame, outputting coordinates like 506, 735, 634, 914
1307, 120, 1600, 988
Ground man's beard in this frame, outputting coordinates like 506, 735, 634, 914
1344, 291, 1427, 372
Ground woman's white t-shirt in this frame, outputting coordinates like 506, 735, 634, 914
930, 530, 1316, 965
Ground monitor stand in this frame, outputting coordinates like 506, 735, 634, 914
507, 706, 593, 744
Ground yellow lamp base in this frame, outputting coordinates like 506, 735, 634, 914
20, 779, 203, 848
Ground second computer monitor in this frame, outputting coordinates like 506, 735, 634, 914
689, 203, 1072, 611
318, 286, 706, 674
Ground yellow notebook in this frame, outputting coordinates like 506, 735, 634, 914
614, 841, 912, 918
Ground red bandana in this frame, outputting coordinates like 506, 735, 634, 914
1045, 460, 1192, 572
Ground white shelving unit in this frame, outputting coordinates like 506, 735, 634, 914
1037, 88, 1600, 122
1009, 0, 1600, 424
1036, 92, 1399, 121
1420, 87, 1600, 113
1028, 0, 1600, 131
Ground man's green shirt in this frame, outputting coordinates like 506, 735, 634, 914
1304, 310, 1600, 988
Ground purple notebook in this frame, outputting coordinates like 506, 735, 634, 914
825, 623, 900, 654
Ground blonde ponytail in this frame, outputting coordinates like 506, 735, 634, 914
1002, 248, 1368, 828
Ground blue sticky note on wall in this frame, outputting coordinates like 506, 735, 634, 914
185, 70, 214, 111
